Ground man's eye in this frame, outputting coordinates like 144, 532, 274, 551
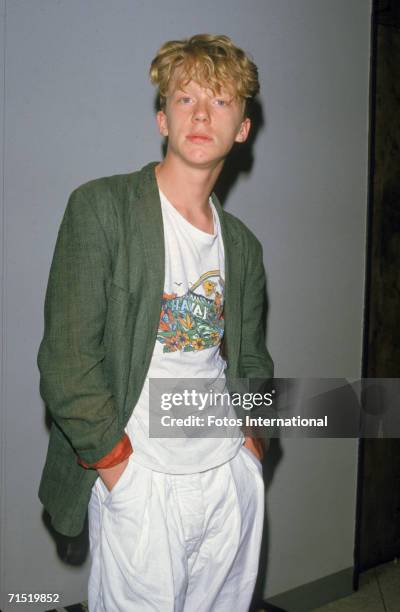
180, 96, 192, 104
214, 99, 228, 107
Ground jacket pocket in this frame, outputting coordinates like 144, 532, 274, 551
103, 282, 135, 362
108, 282, 135, 305
102, 281, 137, 412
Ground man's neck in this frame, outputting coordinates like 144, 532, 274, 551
155, 155, 223, 215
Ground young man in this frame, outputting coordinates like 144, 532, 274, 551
38, 34, 273, 611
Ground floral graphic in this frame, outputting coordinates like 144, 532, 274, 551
203, 280, 217, 296
157, 271, 225, 353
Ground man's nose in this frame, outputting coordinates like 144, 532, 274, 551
192, 100, 210, 122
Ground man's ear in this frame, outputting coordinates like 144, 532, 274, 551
235, 117, 251, 143
156, 110, 169, 137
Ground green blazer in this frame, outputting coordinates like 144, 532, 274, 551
38, 161, 273, 537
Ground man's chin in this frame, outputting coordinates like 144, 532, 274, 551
178, 150, 229, 171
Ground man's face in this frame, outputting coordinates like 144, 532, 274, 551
156, 70, 251, 169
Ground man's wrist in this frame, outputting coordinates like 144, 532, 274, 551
77, 433, 133, 469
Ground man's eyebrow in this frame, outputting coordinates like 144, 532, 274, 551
212, 92, 234, 101
170, 86, 234, 99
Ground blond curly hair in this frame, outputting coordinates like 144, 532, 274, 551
149, 34, 259, 116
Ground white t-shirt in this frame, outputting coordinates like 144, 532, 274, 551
125, 190, 243, 473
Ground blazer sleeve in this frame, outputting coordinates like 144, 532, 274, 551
239, 236, 274, 380
37, 186, 131, 466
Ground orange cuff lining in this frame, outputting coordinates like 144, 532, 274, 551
77, 433, 133, 470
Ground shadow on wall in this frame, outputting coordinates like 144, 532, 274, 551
216, 97, 265, 205
41, 409, 89, 564
251, 439, 285, 608
42, 504, 89, 564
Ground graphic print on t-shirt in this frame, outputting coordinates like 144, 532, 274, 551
157, 270, 224, 353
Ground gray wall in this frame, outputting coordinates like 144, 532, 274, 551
0, 1, 371, 610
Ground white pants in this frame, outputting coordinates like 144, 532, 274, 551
88, 444, 265, 612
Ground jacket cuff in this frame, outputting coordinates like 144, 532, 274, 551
77, 433, 133, 469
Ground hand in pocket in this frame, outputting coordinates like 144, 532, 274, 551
243, 435, 266, 462
98, 457, 130, 492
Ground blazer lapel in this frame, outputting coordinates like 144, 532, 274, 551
211, 193, 242, 373
133, 162, 165, 362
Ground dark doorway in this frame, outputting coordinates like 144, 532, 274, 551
354, 0, 400, 587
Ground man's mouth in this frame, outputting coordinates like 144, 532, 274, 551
187, 134, 212, 143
